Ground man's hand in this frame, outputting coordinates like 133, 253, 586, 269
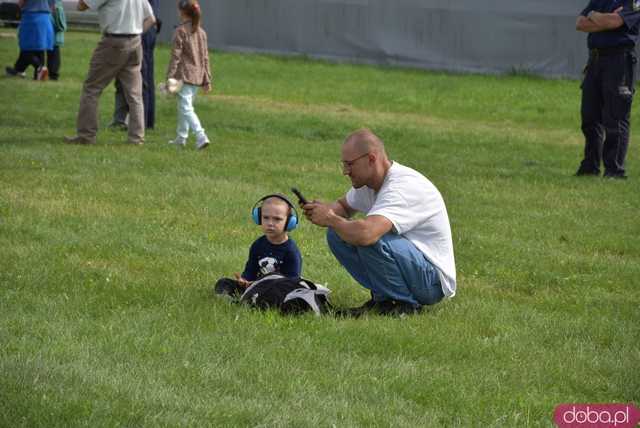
203, 83, 212, 93
302, 201, 336, 228
77, 0, 88, 11
303, 197, 393, 246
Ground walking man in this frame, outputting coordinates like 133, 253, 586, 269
65, 0, 155, 146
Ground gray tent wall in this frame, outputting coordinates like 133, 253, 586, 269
157, 0, 596, 78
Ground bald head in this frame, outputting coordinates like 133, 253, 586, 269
343, 128, 387, 158
341, 129, 392, 191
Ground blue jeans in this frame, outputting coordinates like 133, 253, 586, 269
176, 84, 205, 140
326, 228, 444, 306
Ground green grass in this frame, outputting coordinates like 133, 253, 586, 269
1, 29, 639, 427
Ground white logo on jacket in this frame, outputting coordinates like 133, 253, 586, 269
258, 257, 279, 276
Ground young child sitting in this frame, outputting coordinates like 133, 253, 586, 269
215, 194, 302, 297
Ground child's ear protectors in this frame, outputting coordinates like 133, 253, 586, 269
251, 194, 299, 231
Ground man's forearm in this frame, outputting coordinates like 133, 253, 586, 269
143, 16, 156, 33
590, 10, 624, 30
577, 11, 624, 32
328, 216, 377, 247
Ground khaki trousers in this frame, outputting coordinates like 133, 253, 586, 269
76, 35, 144, 144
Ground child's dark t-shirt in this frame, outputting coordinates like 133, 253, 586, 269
241, 236, 302, 281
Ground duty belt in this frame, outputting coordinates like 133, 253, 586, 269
589, 46, 633, 58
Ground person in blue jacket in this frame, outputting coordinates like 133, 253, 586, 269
5, 0, 54, 80
575, 0, 640, 179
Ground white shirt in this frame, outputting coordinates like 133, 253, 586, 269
85, 0, 153, 35
345, 162, 457, 297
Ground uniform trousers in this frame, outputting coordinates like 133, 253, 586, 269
579, 49, 637, 177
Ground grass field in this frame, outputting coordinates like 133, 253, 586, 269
1, 29, 639, 427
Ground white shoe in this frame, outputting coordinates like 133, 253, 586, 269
196, 134, 210, 150
169, 137, 186, 147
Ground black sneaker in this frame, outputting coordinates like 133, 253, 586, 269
335, 299, 421, 318
603, 173, 628, 180
575, 168, 600, 177
5, 66, 25, 78
375, 300, 422, 317
334, 298, 379, 318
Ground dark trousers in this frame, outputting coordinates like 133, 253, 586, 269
141, 28, 156, 129
579, 49, 637, 177
47, 45, 61, 80
14, 50, 44, 79
113, 27, 156, 129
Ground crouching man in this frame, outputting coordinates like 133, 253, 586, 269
302, 129, 456, 316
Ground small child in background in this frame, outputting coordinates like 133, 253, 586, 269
215, 195, 303, 296
5, 0, 54, 80
166, 0, 212, 150
47, 0, 67, 81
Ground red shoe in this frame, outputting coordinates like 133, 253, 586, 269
36, 66, 49, 81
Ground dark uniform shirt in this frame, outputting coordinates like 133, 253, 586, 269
581, 0, 640, 48
242, 236, 302, 281
147, 0, 159, 20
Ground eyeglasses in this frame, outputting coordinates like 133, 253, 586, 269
341, 152, 369, 170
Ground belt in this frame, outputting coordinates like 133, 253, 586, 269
589, 46, 633, 57
104, 33, 140, 38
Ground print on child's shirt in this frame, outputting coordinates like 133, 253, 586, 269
258, 256, 280, 276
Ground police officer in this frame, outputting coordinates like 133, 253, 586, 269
110, 0, 160, 130
576, 0, 640, 179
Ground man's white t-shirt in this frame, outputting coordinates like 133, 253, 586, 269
345, 162, 457, 297
86, 0, 154, 35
